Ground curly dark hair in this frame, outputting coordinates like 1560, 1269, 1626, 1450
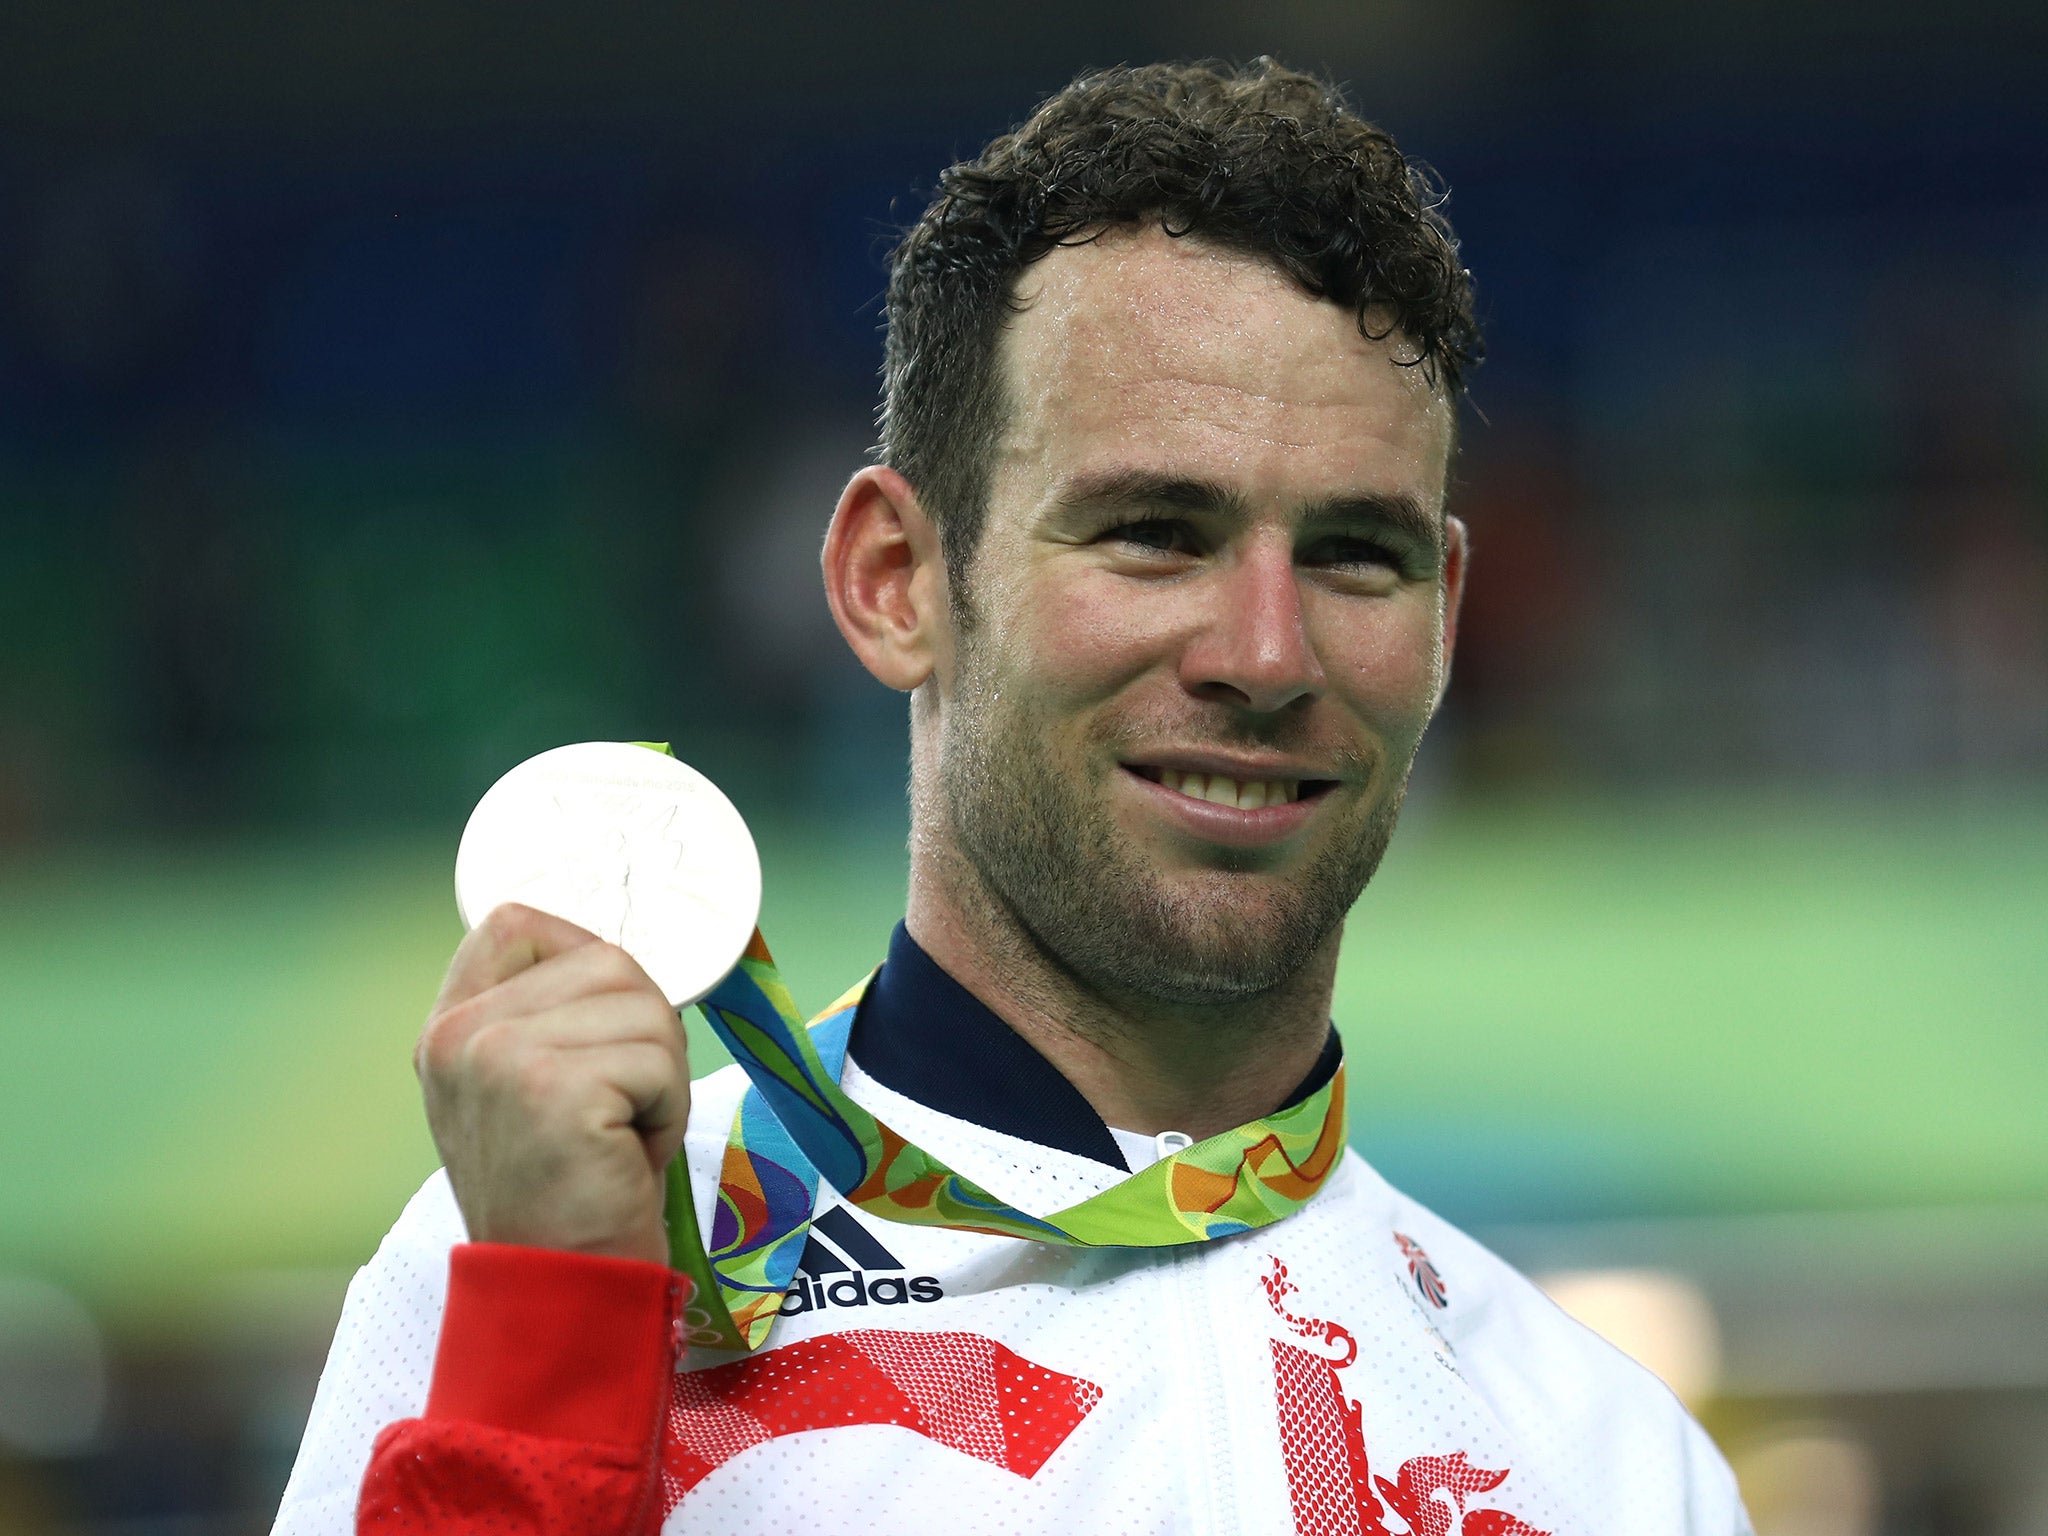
880, 57, 1482, 576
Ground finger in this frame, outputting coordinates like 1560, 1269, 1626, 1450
611, 1038, 693, 1175
436, 903, 607, 1012
458, 936, 668, 1024
504, 989, 688, 1062
531, 1039, 691, 1171
420, 988, 687, 1090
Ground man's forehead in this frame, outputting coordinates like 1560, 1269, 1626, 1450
995, 229, 1453, 501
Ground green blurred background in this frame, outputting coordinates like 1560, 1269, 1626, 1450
1, 1, 2045, 1530
6, 796, 2045, 1320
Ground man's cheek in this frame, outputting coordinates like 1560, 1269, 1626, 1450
1334, 648, 1441, 744
1331, 617, 1430, 684
1021, 594, 1156, 695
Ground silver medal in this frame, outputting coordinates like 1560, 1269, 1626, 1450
454, 741, 763, 1007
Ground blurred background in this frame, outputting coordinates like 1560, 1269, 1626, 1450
1, 0, 2044, 1530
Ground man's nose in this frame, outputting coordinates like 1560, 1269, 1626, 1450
1180, 539, 1326, 714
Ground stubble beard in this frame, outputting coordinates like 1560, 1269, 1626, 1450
939, 652, 1411, 1009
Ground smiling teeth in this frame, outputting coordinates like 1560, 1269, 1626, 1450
1158, 770, 1298, 808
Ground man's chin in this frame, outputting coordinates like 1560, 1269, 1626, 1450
1133, 837, 1353, 923
1064, 875, 1342, 1004
1096, 799, 1400, 1001
944, 717, 1401, 1008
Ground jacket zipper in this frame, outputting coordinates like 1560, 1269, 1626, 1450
1166, 1240, 1240, 1535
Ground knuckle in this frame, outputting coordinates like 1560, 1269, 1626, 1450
461, 1016, 521, 1076
438, 1015, 557, 1102
480, 901, 542, 940
509, 1047, 565, 1107
597, 941, 655, 991
419, 1004, 514, 1084
415, 1006, 467, 1077
584, 940, 631, 980
613, 988, 676, 1044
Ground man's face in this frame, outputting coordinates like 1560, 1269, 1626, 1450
933, 228, 1460, 1005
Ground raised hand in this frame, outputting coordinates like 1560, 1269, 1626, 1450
415, 902, 689, 1266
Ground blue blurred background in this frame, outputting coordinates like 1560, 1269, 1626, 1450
1, 2, 2044, 1531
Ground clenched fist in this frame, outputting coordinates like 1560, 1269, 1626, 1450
415, 902, 690, 1265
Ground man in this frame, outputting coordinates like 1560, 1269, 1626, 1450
277, 60, 1750, 1535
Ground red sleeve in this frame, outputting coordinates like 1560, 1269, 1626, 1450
357, 1243, 687, 1536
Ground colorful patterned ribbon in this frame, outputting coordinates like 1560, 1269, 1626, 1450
613, 744, 1347, 1351
664, 933, 1349, 1352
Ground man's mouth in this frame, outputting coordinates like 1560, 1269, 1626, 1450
1125, 765, 1339, 811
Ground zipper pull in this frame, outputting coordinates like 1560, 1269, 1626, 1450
1156, 1130, 1193, 1158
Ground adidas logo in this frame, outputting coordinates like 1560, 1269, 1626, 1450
779, 1205, 945, 1316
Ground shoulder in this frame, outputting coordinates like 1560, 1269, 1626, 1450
1370, 1175, 1666, 1414
1331, 1154, 1749, 1532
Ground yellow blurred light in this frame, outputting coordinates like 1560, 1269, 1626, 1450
1535, 1267, 1722, 1407
1729, 1424, 1880, 1536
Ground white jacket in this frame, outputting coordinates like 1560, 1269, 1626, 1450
278, 1055, 1748, 1534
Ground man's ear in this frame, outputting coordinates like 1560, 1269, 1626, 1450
1433, 514, 1469, 712
822, 465, 950, 692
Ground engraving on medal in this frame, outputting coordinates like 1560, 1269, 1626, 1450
455, 742, 763, 1007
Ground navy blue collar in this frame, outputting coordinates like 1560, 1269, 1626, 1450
847, 922, 1342, 1172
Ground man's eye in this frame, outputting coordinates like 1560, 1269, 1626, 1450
1305, 536, 1405, 572
1106, 518, 1197, 555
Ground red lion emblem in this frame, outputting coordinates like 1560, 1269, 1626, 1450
1263, 1257, 1548, 1536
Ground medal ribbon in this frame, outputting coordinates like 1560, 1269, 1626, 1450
664, 931, 1348, 1351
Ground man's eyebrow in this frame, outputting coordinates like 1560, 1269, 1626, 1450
1053, 470, 1250, 518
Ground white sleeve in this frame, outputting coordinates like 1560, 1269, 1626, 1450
270, 1170, 466, 1536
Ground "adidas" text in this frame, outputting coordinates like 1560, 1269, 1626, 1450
779, 1204, 946, 1315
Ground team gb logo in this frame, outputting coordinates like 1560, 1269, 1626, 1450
1394, 1231, 1449, 1310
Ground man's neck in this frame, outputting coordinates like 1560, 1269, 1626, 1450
903, 847, 1339, 1142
